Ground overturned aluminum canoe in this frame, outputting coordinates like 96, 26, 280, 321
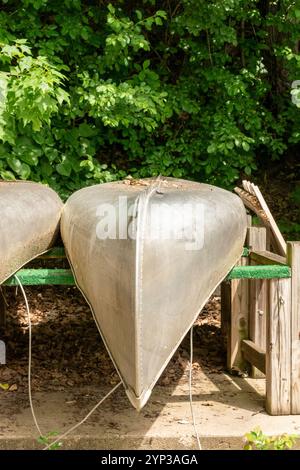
0, 181, 63, 284
61, 177, 247, 409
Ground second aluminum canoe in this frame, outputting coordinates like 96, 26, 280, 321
0, 181, 63, 284
61, 178, 247, 409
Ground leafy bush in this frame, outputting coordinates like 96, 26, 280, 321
244, 427, 298, 450
0, 1, 299, 197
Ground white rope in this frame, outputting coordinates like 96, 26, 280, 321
42, 381, 122, 450
14, 275, 43, 437
189, 326, 202, 450
14, 274, 122, 450
16, 272, 201, 450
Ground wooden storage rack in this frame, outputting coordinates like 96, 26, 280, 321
1, 233, 299, 416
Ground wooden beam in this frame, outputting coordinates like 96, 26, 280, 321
221, 216, 252, 373
0, 287, 6, 327
235, 182, 286, 256
266, 278, 291, 415
250, 251, 286, 266
221, 257, 249, 371
247, 227, 267, 253
241, 339, 266, 374
287, 241, 300, 414
251, 184, 286, 256
247, 226, 267, 378
234, 187, 267, 222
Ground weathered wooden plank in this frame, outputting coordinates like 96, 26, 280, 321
235, 182, 286, 256
3, 269, 75, 286
212, 215, 251, 372
234, 187, 267, 222
287, 241, 300, 414
248, 227, 267, 378
247, 226, 266, 253
241, 339, 266, 374
226, 264, 291, 280
0, 287, 6, 327
251, 184, 286, 256
221, 280, 230, 346
266, 278, 291, 415
249, 276, 267, 378
221, 257, 249, 371
250, 251, 286, 266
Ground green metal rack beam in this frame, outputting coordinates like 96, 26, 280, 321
3, 263, 291, 286
4, 269, 75, 286
226, 264, 291, 280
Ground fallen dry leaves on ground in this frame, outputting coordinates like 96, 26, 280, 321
0, 287, 225, 396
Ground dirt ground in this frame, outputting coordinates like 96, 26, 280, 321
0, 286, 224, 413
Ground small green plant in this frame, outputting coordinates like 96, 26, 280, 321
244, 427, 298, 450
37, 431, 62, 450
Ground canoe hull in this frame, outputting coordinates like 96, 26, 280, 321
61, 178, 247, 409
0, 181, 63, 284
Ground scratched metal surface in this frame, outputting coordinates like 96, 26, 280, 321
61, 177, 247, 409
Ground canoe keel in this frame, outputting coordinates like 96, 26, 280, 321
61, 178, 247, 409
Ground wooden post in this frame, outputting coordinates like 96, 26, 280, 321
0, 287, 6, 328
247, 226, 267, 378
221, 216, 251, 372
266, 278, 291, 415
221, 259, 249, 371
287, 241, 300, 414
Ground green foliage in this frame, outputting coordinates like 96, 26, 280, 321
0, 1, 299, 197
37, 431, 62, 450
244, 427, 298, 450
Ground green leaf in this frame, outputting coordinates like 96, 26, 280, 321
143, 60, 150, 70
173, 168, 182, 178
207, 144, 216, 154
242, 142, 250, 152
0, 170, 15, 180
136, 10, 142, 21
6, 154, 21, 171
56, 156, 72, 176
107, 4, 115, 14
156, 10, 167, 19
6, 154, 30, 178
